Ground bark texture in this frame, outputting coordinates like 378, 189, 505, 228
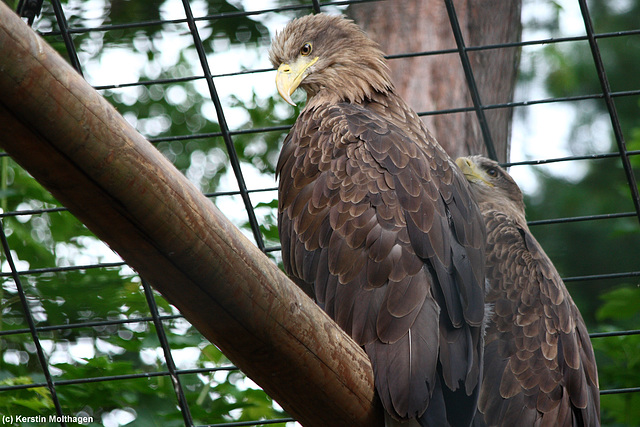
350, 0, 522, 162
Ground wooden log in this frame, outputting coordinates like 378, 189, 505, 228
0, 3, 382, 426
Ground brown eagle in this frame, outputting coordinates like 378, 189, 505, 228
269, 14, 486, 426
456, 156, 600, 427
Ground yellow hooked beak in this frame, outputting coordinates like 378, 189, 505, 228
275, 56, 319, 106
455, 157, 494, 187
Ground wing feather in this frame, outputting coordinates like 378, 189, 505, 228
367, 296, 440, 419
278, 93, 485, 424
476, 211, 600, 426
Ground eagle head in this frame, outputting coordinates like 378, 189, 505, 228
268, 13, 392, 105
456, 156, 526, 216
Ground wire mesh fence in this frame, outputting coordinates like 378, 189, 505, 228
0, 0, 638, 426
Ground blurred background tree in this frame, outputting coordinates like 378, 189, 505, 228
520, 1, 640, 425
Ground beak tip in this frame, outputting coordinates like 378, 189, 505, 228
277, 88, 296, 106
275, 71, 297, 106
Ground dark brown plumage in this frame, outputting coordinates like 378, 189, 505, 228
456, 156, 600, 427
269, 14, 486, 426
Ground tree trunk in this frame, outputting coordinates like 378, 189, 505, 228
349, 0, 521, 163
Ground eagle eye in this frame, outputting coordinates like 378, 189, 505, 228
486, 168, 498, 177
300, 42, 312, 56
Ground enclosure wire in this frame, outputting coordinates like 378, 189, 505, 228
181, 0, 265, 251
443, 0, 498, 160
2, 0, 639, 426
49, 0, 83, 76
0, 221, 67, 426
578, 0, 640, 224
142, 279, 195, 426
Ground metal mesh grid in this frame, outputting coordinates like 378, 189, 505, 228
0, 0, 638, 426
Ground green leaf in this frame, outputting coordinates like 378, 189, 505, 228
597, 286, 640, 323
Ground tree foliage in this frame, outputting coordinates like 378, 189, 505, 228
522, 1, 640, 425
0, 0, 638, 426
0, 0, 298, 425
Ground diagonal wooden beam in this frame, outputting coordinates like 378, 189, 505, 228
0, 3, 382, 426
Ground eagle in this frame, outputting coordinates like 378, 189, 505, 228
269, 14, 486, 426
455, 156, 600, 426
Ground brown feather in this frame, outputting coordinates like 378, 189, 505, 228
271, 14, 486, 426
458, 156, 600, 426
